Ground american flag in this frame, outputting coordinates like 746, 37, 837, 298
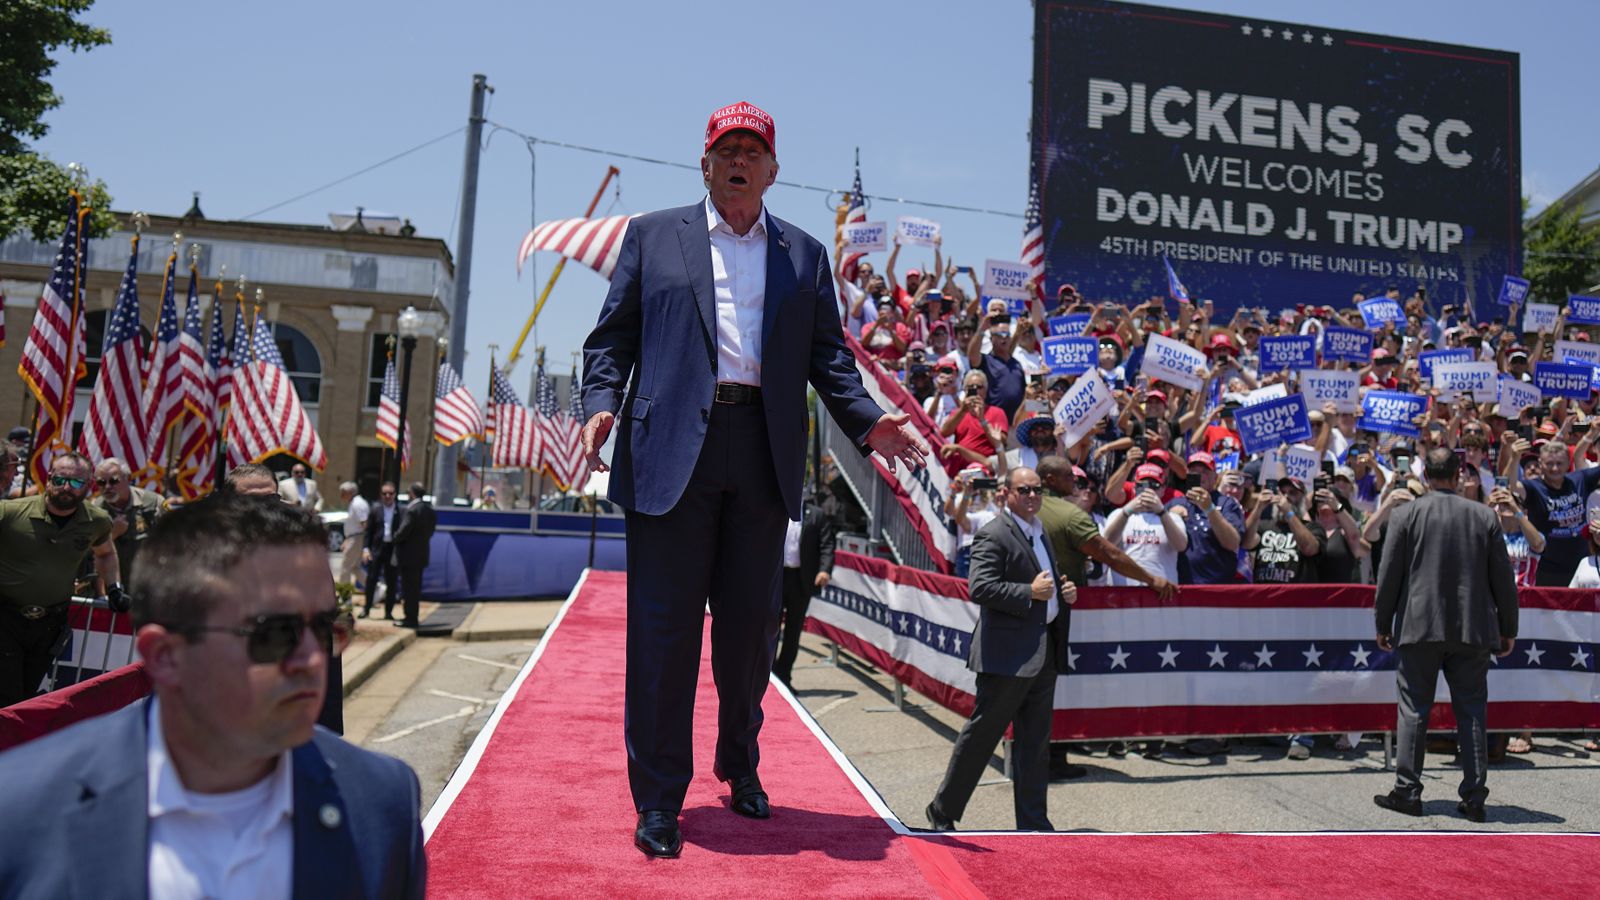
141, 252, 185, 482
177, 267, 208, 420
173, 284, 231, 498
1021, 179, 1045, 284
532, 359, 585, 492
18, 193, 89, 485
375, 354, 412, 469
517, 214, 638, 281
433, 361, 484, 446
488, 364, 539, 468
79, 235, 148, 471
839, 162, 867, 285
226, 316, 327, 470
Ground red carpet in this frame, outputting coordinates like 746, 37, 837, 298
424, 571, 1596, 898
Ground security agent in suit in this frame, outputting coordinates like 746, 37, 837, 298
362, 482, 402, 620
927, 467, 1075, 832
391, 482, 437, 629
772, 490, 836, 686
1372, 447, 1518, 823
0, 492, 425, 898
580, 101, 927, 859
276, 462, 323, 511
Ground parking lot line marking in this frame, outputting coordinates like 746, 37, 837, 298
429, 689, 494, 705
813, 696, 854, 718
457, 653, 523, 671
373, 706, 476, 744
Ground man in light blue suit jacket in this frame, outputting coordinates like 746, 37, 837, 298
0, 493, 425, 899
581, 101, 926, 858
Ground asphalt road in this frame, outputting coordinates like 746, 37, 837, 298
343, 628, 1597, 834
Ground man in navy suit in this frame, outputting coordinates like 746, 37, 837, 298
582, 101, 927, 858
0, 492, 426, 898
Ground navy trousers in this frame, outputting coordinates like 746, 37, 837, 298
623, 402, 789, 814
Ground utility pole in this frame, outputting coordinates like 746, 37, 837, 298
435, 73, 490, 504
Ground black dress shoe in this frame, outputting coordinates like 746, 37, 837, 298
357, 607, 371, 619
634, 810, 682, 858
1373, 790, 1423, 817
1457, 800, 1486, 823
924, 802, 955, 832
1049, 761, 1088, 781
727, 775, 770, 819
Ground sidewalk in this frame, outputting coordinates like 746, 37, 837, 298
341, 599, 566, 693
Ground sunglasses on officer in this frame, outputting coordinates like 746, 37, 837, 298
1010, 485, 1045, 497
49, 474, 88, 490
95, 475, 122, 488
187, 609, 352, 664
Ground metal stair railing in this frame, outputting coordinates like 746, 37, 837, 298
815, 408, 937, 572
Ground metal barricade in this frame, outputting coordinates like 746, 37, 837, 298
816, 409, 937, 572
45, 596, 139, 693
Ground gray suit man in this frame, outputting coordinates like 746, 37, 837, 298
1373, 447, 1517, 822
926, 468, 1074, 832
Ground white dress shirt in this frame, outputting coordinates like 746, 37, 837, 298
783, 518, 803, 569
706, 195, 768, 386
1008, 510, 1058, 623
147, 698, 294, 900
347, 494, 370, 533
380, 502, 397, 541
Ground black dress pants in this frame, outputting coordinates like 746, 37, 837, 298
622, 403, 788, 814
399, 564, 424, 627
772, 566, 811, 685
0, 605, 69, 708
365, 544, 398, 617
1393, 640, 1492, 804
932, 652, 1058, 831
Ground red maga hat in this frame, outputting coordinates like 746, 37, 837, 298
705, 102, 775, 154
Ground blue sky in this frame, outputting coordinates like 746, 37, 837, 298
32, 0, 1598, 397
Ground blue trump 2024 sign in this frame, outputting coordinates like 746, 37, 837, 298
1233, 394, 1313, 456
1360, 391, 1428, 438
1042, 336, 1098, 375
1048, 314, 1091, 337
1417, 348, 1473, 380
1258, 335, 1316, 372
1322, 326, 1373, 364
1566, 295, 1600, 326
1498, 275, 1529, 307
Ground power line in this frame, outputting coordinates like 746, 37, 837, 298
240, 126, 467, 221
484, 120, 1025, 220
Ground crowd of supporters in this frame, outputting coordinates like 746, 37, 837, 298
834, 236, 1600, 758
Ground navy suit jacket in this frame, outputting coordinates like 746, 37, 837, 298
0, 699, 426, 900
582, 200, 883, 520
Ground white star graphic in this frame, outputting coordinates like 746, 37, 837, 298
1262, 26, 1274, 38
953, 635, 963, 655
1571, 646, 1592, 668
1524, 643, 1545, 666
1302, 31, 1313, 43
1108, 645, 1130, 670
1322, 34, 1334, 46
899, 614, 910, 632
1350, 645, 1372, 668
1240, 23, 1253, 35
1254, 644, 1277, 667
1281, 29, 1293, 41
915, 620, 923, 638
937, 631, 947, 650
1302, 645, 1324, 667
1158, 644, 1180, 668
1067, 647, 1080, 671
1207, 645, 1229, 668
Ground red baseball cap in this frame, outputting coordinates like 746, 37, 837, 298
705, 102, 775, 154
1134, 463, 1166, 484
1188, 451, 1215, 469
1146, 448, 1172, 466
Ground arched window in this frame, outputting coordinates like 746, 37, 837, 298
269, 322, 322, 407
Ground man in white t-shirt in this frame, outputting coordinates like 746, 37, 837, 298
337, 482, 370, 588
1101, 463, 1188, 585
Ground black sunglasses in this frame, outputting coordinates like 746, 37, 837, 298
95, 476, 122, 487
49, 474, 88, 489
190, 610, 351, 664
1011, 485, 1045, 496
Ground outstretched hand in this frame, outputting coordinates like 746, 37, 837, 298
582, 411, 615, 473
867, 412, 929, 473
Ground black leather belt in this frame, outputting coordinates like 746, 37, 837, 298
714, 383, 762, 405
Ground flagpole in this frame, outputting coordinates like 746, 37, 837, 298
483, 345, 498, 505
504, 165, 619, 375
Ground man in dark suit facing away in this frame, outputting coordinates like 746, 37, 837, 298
580, 101, 927, 858
1373, 447, 1518, 823
772, 490, 836, 686
391, 482, 436, 630
0, 492, 425, 898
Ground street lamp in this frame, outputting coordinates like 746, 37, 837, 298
388, 305, 423, 486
